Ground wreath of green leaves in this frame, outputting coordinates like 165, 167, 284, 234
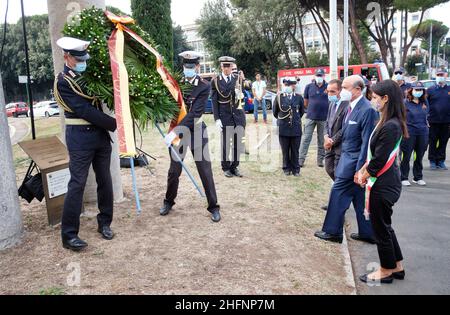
63, 7, 180, 127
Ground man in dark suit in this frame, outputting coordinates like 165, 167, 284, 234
54, 37, 117, 252
324, 79, 349, 181
212, 56, 246, 178
273, 79, 305, 176
160, 51, 221, 223
315, 75, 377, 244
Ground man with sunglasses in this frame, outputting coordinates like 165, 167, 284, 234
394, 67, 411, 98
54, 37, 117, 252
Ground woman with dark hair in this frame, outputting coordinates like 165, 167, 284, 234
400, 82, 429, 186
357, 80, 408, 284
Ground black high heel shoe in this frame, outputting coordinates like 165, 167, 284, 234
392, 270, 406, 280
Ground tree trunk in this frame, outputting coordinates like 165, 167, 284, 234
401, 9, 425, 68
0, 73, 23, 250
348, 0, 367, 64
47, 0, 124, 204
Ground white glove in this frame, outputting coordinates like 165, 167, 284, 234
215, 119, 223, 131
164, 131, 177, 147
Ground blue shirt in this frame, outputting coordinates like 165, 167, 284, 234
304, 81, 329, 121
427, 84, 450, 124
405, 99, 429, 136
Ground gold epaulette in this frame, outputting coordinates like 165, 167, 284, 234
54, 73, 100, 113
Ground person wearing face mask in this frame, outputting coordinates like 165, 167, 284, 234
400, 82, 429, 186
356, 80, 408, 284
212, 56, 246, 178
54, 37, 117, 252
315, 75, 377, 244
427, 68, 450, 170
273, 79, 305, 176
393, 67, 411, 99
324, 79, 349, 182
299, 68, 329, 168
160, 51, 221, 223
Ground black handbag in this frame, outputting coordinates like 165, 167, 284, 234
18, 162, 45, 203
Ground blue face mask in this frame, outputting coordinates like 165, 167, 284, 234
395, 74, 404, 81
283, 86, 292, 94
183, 68, 196, 78
436, 76, 446, 84
412, 91, 423, 98
328, 95, 339, 103
74, 61, 87, 73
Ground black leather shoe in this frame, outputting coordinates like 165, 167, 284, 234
359, 273, 394, 284
350, 233, 376, 244
317, 161, 324, 168
314, 231, 343, 243
160, 202, 173, 216
211, 209, 221, 222
393, 270, 406, 280
224, 170, 234, 178
97, 226, 114, 240
232, 168, 243, 177
321, 205, 328, 211
62, 237, 88, 252
284, 171, 292, 176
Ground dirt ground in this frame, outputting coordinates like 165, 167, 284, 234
0, 115, 355, 295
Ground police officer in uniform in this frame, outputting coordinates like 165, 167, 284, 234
212, 56, 247, 178
54, 37, 117, 251
273, 79, 305, 176
160, 51, 221, 223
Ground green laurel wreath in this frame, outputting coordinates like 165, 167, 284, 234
62, 7, 180, 127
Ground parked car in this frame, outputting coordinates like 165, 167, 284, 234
419, 80, 437, 89
419, 79, 450, 89
30, 101, 60, 118
204, 89, 255, 114
5, 102, 29, 118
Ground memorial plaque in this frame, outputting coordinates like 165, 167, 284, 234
47, 168, 71, 198
19, 136, 70, 225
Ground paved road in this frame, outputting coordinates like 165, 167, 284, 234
346, 150, 450, 295
8, 117, 30, 145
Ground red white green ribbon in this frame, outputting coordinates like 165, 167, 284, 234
105, 11, 187, 152
364, 124, 402, 220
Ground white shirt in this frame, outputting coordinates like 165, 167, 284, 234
222, 73, 231, 83
350, 94, 364, 111
252, 80, 267, 98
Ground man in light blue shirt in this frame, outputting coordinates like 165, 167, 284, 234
251, 73, 267, 123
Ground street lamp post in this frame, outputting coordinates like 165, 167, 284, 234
20, 0, 36, 140
329, 0, 338, 80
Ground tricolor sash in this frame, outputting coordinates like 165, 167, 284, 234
364, 123, 402, 220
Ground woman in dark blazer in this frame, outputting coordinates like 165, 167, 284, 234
357, 80, 409, 284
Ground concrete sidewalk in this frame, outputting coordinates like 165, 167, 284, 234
346, 152, 450, 295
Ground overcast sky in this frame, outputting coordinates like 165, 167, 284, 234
0, 0, 208, 25
1, 0, 450, 27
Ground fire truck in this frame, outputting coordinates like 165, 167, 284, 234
277, 62, 390, 94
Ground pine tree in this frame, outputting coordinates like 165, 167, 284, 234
131, 0, 173, 67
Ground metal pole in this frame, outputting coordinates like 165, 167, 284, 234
156, 124, 205, 198
329, 0, 338, 80
428, 22, 433, 79
130, 157, 142, 215
20, 0, 36, 139
399, 10, 404, 68
344, 0, 349, 77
